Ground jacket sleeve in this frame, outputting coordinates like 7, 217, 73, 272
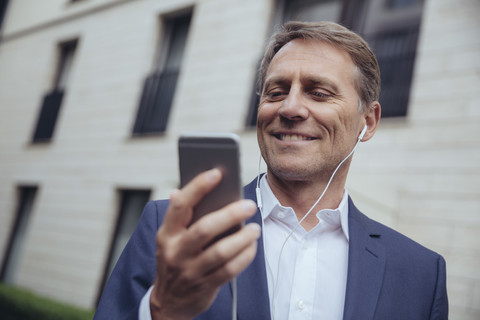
94, 200, 169, 320
430, 255, 449, 320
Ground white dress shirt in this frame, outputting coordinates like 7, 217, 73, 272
259, 175, 350, 320
139, 175, 350, 320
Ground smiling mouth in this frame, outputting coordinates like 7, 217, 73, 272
275, 134, 316, 141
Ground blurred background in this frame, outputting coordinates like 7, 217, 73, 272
0, 0, 478, 318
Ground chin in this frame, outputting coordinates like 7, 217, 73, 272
268, 163, 316, 182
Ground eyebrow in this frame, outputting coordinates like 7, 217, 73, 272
262, 76, 288, 89
306, 77, 339, 94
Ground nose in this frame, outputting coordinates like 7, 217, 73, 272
278, 88, 309, 121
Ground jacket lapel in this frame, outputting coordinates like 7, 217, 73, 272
232, 180, 385, 319
235, 179, 271, 320
343, 197, 385, 320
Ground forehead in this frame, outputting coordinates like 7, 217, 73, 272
266, 38, 357, 87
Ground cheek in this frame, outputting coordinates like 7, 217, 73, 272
257, 102, 277, 125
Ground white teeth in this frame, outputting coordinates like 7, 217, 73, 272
280, 134, 311, 141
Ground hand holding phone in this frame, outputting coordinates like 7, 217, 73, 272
150, 167, 260, 320
149, 133, 259, 319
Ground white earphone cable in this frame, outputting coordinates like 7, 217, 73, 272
258, 131, 365, 319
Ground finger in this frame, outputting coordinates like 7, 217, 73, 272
163, 168, 222, 232
181, 199, 257, 254
188, 223, 261, 278
204, 232, 259, 288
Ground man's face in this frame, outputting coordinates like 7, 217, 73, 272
257, 39, 366, 182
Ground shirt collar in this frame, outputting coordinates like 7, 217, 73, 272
259, 174, 350, 240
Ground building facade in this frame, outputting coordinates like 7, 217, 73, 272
0, 0, 478, 318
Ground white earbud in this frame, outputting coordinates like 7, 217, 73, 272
358, 124, 367, 141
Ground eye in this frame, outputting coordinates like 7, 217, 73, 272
310, 90, 333, 101
264, 88, 288, 101
312, 91, 327, 98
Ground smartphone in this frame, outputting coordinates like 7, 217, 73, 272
178, 132, 243, 241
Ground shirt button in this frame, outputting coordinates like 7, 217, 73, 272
277, 211, 286, 219
297, 300, 305, 310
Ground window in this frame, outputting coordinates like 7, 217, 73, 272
357, 0, 424, 117
133, 11, 192, 135
32, 39, 78, 142
97, 189, 151, 298
1, 186, 38, 284
245, 0, 424, 126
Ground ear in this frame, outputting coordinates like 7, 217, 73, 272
361, 101, 381, 142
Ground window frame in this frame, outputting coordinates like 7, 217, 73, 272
31, 39, 78, 143
132, 9, 193, 136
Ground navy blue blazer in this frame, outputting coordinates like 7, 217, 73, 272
95, 178, 448, 319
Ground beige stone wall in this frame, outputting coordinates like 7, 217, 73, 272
348, 0, 480, 319
0, 0, 271, 308
0, 0, 478, 318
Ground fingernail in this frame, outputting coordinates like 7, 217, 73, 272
206, 168, 221, 181
169, 189, 180, 200
246, 223, 261, 235
242, 200, 257, 212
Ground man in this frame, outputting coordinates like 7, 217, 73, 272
95, 21, 448, 319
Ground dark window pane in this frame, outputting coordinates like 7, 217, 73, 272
1, 186, 38, 284
133, 11, 191, 135
133, 70, 179, 134
32, 39, 77, 143
164, 14, 191, 71
0, 0, 9, 35
283, 0, 342, 23
367, 27, 420, 117
54, 40, 78, 89
32, 89, 65, 142
359, 0, 424, 117
387, 0, 422, 9
97, 189, 151, 301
